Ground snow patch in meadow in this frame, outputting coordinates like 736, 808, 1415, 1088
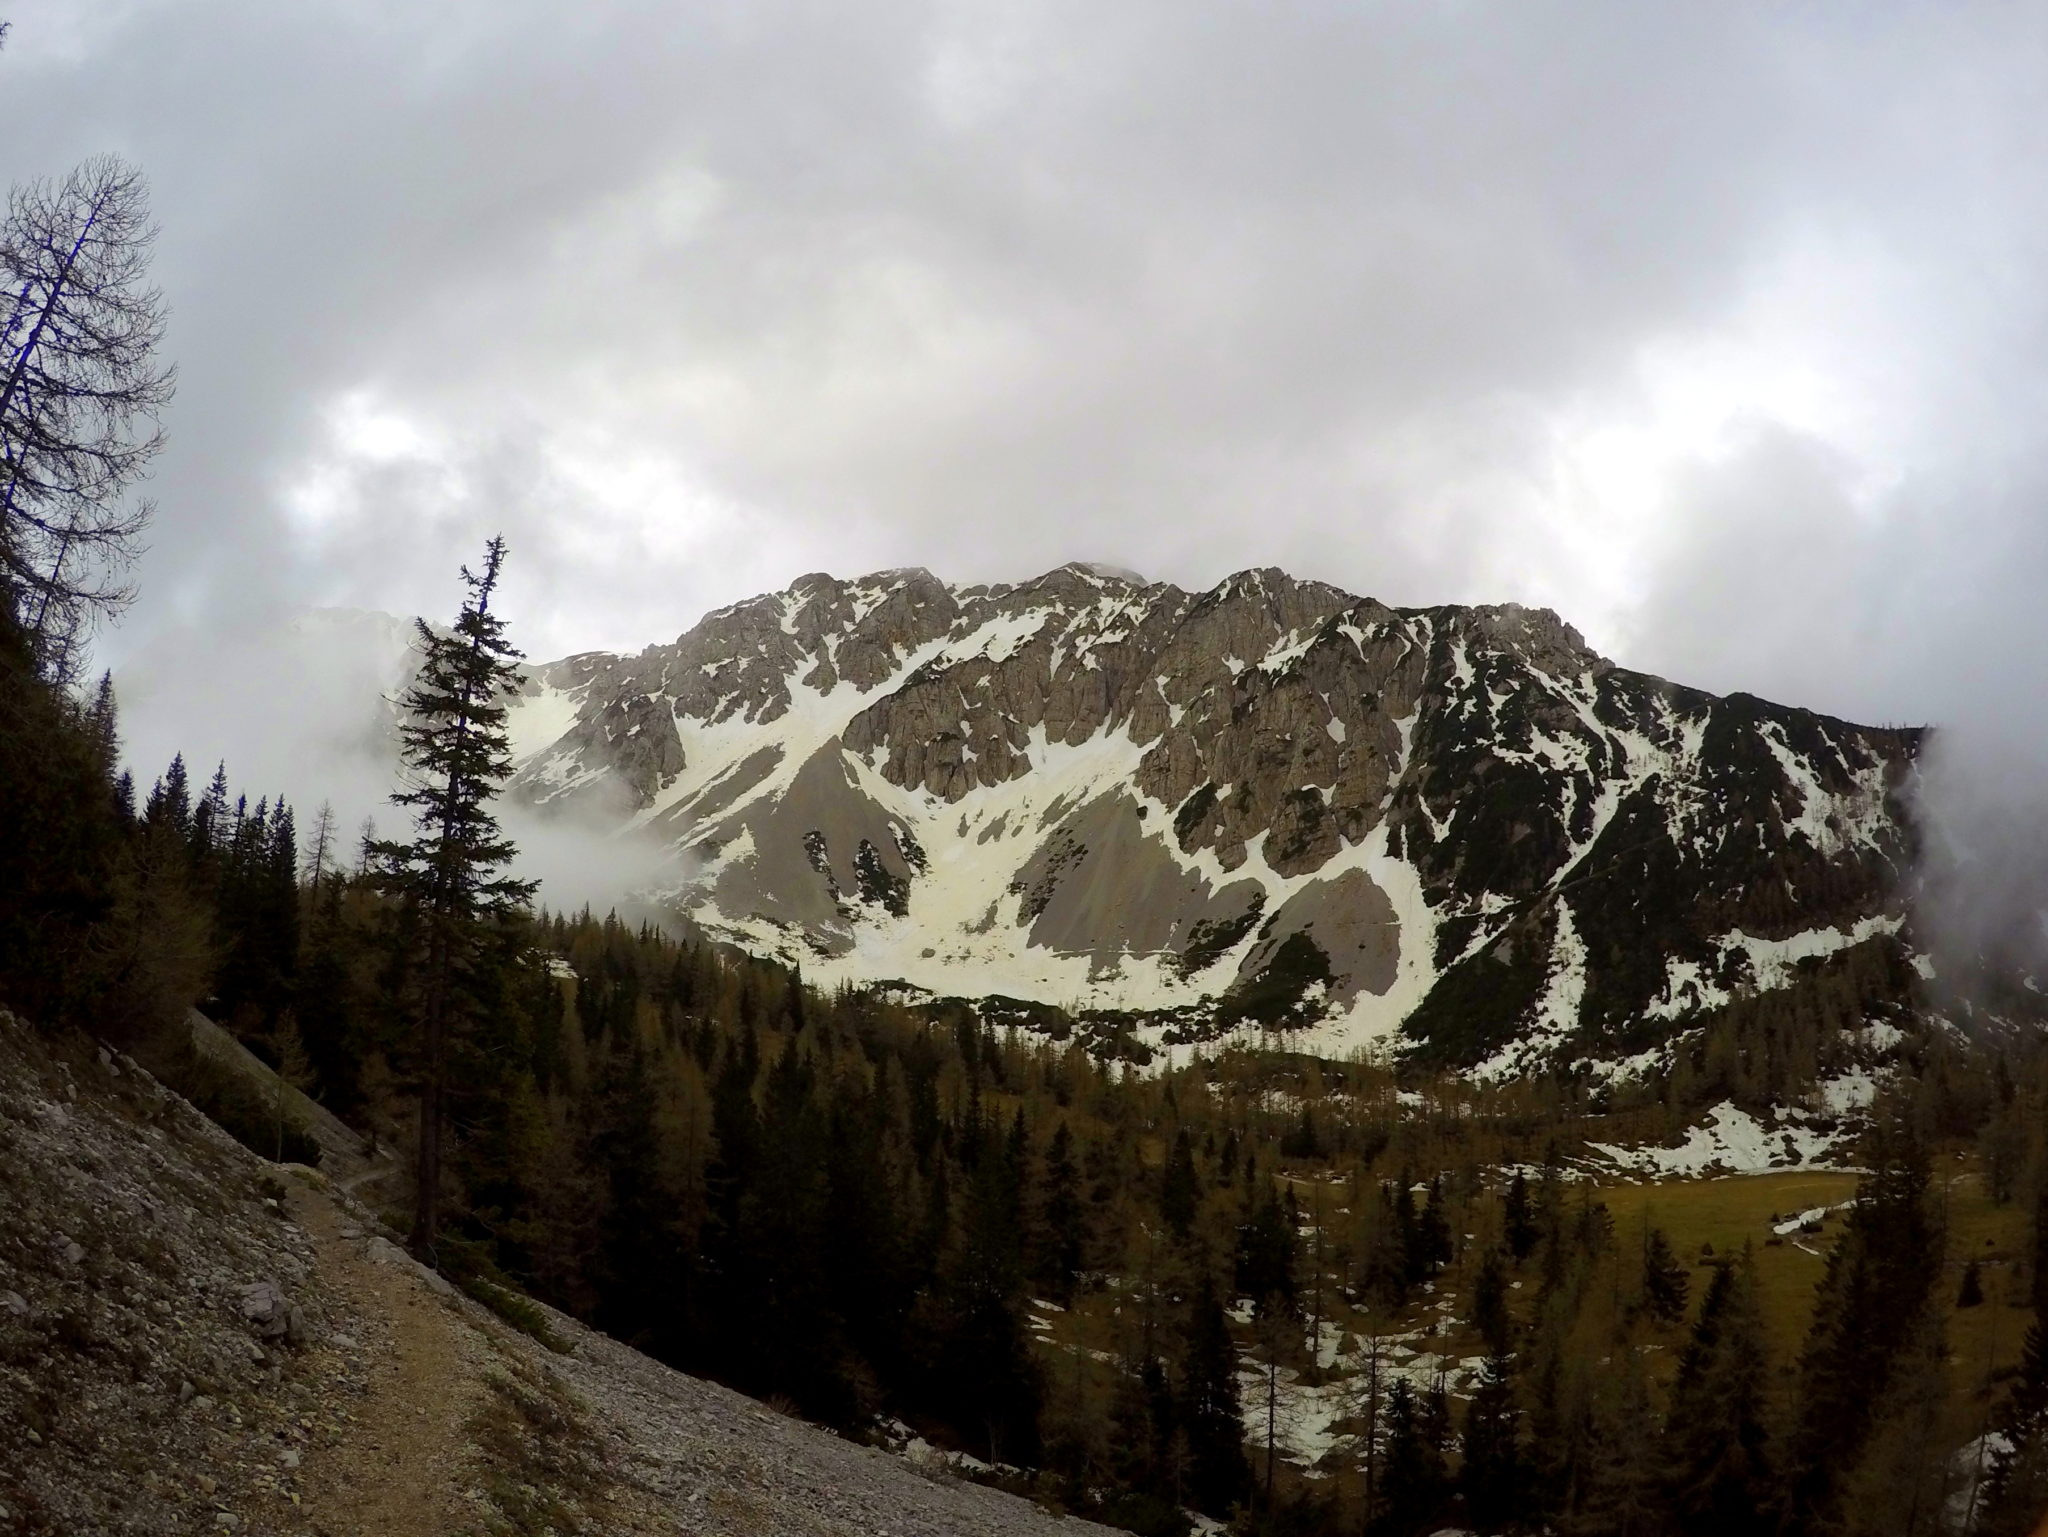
1234, 1333, 1490, 1477
1588, 1102, 1851, 1177
1771, 1201, 1852, 1236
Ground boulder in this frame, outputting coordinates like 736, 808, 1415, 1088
238, 1280, 289, 1340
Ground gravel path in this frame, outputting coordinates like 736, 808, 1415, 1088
287, 1187, 485, 1537
539, 1308, 1121, 1537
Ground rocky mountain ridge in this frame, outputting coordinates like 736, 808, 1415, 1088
505, 562, 1923, 1079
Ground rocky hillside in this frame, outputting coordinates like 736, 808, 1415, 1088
0, 1007, 1121, 1536
504, 563, 1922, 1077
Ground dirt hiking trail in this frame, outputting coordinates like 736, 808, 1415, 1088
286, 1181, 482, 1537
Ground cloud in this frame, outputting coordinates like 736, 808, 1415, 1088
0, 0, 1999, 656
13, 0, 2048, 971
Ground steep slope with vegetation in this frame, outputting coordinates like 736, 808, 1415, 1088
0, 1004, 1130, 1536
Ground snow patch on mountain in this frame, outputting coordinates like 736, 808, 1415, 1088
1471, 905, 1587, 1081
1725, 915, 1903, 990
505, 681, 585, 762
491, 563, 1925, 1075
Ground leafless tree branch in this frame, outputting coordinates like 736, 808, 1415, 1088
0, 154, 174, 681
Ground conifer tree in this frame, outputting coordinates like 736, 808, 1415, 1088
1831, 1294, 1954, 1537
1375, 1378, 1448, 1536
302, 799, 336, 901
267, 1010, 313, 1162
142, 751, 190, 841
1, 618, 187, 1035
1353, 1324, 1390, 1525
1957, 1257, 1984, 1308
1979, 1317, 2048, 1536
1979, 1181, 2048, 1535
1574, 1326, 1661, 1537
1471, 1245, 1513, 1357
192, 762, 229, 867
1785, 1116, 1940, 1532
0, 153, 174, 679
1362, 1181, 1411, 1307
1662, 1250, 1774, 1534
373, 536, 535, 1262
1503, 1170, 1538, 1262
1035, 1121, 1084, 1303
1236, 1180, 1299, 1315
1641, 1224, 1689, 1324
1161, 1127, 1200, 1238
1459, 1350, 1524, 1529
1412, 1175, 1453, 1282
1179, 1277, 1251, 1516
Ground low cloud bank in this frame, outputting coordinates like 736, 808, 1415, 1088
113, 607, 690, 921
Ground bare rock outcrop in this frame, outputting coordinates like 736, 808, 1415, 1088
498, 561, 1923, 1074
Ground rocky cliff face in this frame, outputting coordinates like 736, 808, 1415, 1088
506, 563, 1922, 1075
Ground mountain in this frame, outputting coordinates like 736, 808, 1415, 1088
502, 563, 1924, 1078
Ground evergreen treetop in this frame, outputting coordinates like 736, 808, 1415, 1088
374, 534, 535, 923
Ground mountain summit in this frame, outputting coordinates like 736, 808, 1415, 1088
505, 563, 1919, 1076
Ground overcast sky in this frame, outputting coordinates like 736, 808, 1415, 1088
7, 1, 2048, 922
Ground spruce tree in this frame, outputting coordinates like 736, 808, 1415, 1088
1178, 1277, 1251, 1516
1830, 1296, 1955, 1537
1412, 1175, 1453, 1282
1376, 1377, 1448, 1536
1235, 1180, 1299, 1315
1641, 1224, 1689, 1324
1978, 1317, 2048, 1536
1574, 1327, 1660, 1537
1035, 1121, 1084, 1303
1662, 1250, 1774, 1535
1471, 1245, 1513, 1356
1957, 1257, 1984, 1308
1979, 1182, 2048, 1535
1785, 1116, 1940, 1532
142, 751, 190, 840
1459, 1350, 1524, 1529
1362, 1181, 1411, 1307
373, 536, 535, 1262
926, 1137, 1041, 1464
1161, 1127, 1200, 1238
1503, 1170, 1538, 1262
0, 610, 159, 1031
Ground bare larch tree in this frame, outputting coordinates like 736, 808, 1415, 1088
0, 154, 174, 680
